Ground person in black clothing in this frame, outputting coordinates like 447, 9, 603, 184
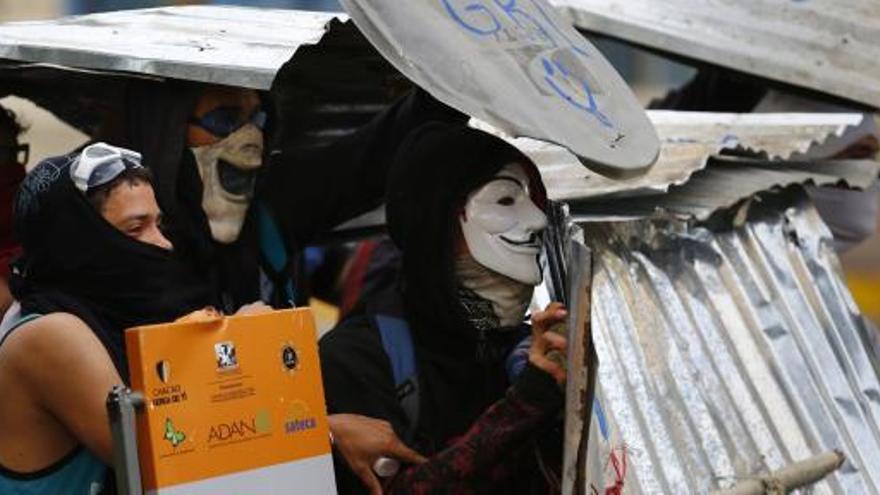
321, 123, 568, 494
0, 144, 213, 494
111, 80, 464, 312
102, 79, 465, 494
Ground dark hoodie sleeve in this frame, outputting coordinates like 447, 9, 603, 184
321, 322, 563, 495
385, 363, 563, 494
261, 88, 467, 250
319, 317, 412, 495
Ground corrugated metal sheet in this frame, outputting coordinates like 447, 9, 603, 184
581, 188, 880, 493
330, 112, 878, 234
482, 111, 871, 200
570, 156, 880, 221
550, 0, 880, 109
0, 6, 348, 89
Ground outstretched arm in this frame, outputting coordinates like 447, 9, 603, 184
261, 88, 467, 250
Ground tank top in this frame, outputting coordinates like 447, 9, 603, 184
0, 305, 109, 494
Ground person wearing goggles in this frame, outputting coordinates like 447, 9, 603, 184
0, 143, 218, 495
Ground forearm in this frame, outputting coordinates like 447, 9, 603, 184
387, 364, 562, 494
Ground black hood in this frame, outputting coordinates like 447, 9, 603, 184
385, 122, 546, 361
11, 153, 214, 381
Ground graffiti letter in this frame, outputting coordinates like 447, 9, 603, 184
442, 0, 502, 36
543, 56, 614, 128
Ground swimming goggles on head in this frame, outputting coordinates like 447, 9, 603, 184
70, 142, 143, 193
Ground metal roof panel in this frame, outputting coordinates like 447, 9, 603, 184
550, 0, 880, 108
577, 190, 880, 492
0, 6, 348, 89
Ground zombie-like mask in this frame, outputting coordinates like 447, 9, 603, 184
460, 163, 547, 285
188, 89, 265, 244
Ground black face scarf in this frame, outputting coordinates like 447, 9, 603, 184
10, 153, 215, 383
385, 123, 547, 443
111, 80, 270, 312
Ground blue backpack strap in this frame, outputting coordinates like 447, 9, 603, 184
257, 202, 295, 306
374, 314, 420, 439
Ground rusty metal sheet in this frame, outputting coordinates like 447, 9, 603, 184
0, 6, 348, 90
340, 0, 660, 178
578, 189, 880, 493
551, 0, 880, 109
492, 111, 873, 201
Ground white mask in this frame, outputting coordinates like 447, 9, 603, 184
460, 163, 547, 285
190, 124, 264, 244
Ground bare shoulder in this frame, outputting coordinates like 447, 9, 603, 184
5, 312, 95, 353
2, 312, 113, 381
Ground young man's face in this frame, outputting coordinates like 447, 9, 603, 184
100, 181, 172, 250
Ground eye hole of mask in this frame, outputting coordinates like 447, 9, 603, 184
190, 106, 267, 138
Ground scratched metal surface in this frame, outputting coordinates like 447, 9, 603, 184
339, 0, 660, 178
581, 189, 880, 493
0, 6, 348, 90
570, 156, 880, 221
550, 0, 880, 109
327, 145, 879, 234
479, 111, 873, 201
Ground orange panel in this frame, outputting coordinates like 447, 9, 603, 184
126, 309, 332, 491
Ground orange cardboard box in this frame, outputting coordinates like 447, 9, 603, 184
126, 308, 336, 494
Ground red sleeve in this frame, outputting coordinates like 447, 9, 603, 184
387, 364, 563, 494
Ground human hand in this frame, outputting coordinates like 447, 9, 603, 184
235, 301, 273, 316
528, 302, 568, 385
328, 414, 427, 495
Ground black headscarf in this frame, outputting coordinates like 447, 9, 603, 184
10, 153, 214, 382
110, 79, 270, 311
385, 123, 546, 442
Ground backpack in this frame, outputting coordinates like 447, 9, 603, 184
374, 313, 420, 442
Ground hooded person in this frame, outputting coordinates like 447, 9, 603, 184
106, 79, 466, 312
320, 123, 568, 494
0, 143, 213, 495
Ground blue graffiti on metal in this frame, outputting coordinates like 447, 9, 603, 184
441, 0, 613, 128
542, 57, 612, 128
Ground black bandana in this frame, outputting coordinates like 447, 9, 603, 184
11, 153, 214, 382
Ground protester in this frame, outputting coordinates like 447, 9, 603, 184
0, 143, 212, 494
109, 83, 464, 491
0, 106, 28, 315
321, 124, 568, 494
0, 141, 426, 495
111, 81, 465, 311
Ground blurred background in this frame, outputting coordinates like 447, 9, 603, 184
0, 0, 877, 324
